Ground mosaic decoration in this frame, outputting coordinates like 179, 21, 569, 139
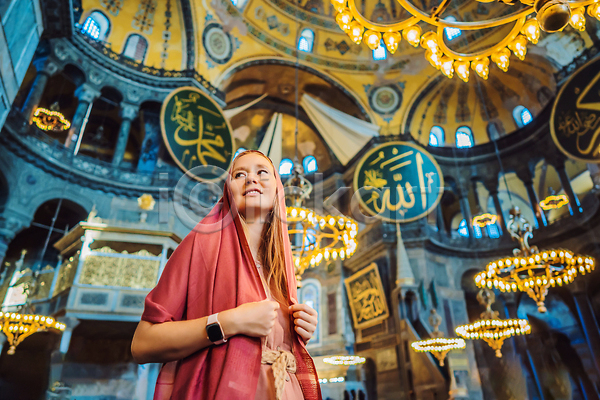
455, 84, 470, 123
433, 83, 455, 124
254, 6, 290, 36
53, 253, 79, 296
160, 0, 172, 69
344, 263, 389, 329
476, 83, 499, 120
266, 0, 338, 29
132, 0, 157, 34
160, 87, 234, 181
489, 75, 519, 103
551, 56, 600, 162
203, 23, 234, 65
101, 0, 123, 15
368, 85, 403, 117
353, 141, 444, 223
324, 38, 361, 56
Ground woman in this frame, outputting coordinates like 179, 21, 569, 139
131, 150, 322, 400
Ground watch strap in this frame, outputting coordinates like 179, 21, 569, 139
207, 313, 227, 345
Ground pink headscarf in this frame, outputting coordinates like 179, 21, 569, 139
141, 150, 322, 399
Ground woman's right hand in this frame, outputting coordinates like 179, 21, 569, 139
227, 300, 280, 338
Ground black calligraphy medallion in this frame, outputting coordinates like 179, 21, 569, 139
353, 141, 444, 223
160, 87, 234, 181
551, 56, 600, 162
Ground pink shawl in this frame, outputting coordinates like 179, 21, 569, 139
141, 152, 322, 400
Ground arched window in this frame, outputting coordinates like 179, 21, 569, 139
456, 126, 474, 148
513, 105, 533, 128
279, 158, 294, 176
444, 16, 462, 41
82, 11, 111, 41
298, 29, 315, 53
231, 0, 249, 9
303, 155, 318, 174
299, 280, 320, 344
487, 223, 500, 238
429, 126, 444, 147
123, 34, 148, 63
233, 147, 247, 159
458, 219, 482, 238
373, 40, 387, 61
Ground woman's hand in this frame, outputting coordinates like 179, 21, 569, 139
227, 300, 280, 338
289, 303, 318, 344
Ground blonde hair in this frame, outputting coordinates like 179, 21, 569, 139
234, 151, 289, 305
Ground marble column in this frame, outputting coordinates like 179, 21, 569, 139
524, 180, 547, 227
556, 163, 582, 214
137, 109, 162, 173
65, 84, 101, 150
0, 211, 30, 265
21, 58, 59, 122
112, 102, 139, 167
436, 204, 446, 235
49, 317, 81, 388
489, 190, 508, 235
571, 283, 600, 380
458, 187, 475, 239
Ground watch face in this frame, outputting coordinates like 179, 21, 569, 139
207, 323, 224, 342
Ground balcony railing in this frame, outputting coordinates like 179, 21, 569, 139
3, 108, 183, 192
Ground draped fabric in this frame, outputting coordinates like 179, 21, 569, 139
300, 94, 380, 165
258, 113, 283, 168
223, 93, 268, 119
142, 151, 321, 400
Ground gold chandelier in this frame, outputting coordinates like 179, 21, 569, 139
32, 102, 71, 131
1, 311, 65, 355
474, 207, 595, 312
455, 289, 530, 357
323, 355, 366, 365
331, 0, 598, 82
411, 309, 465, 366
540, 194, 569, 210
284, 165, 358, 283
473, 213, 498, 228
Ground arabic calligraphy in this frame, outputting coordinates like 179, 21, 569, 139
345, 263, 390, 329
551, 58, 600, 162
354, 142, 443, 223
161, 87, 234, 181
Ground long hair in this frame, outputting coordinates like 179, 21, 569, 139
234, 150, 289, 305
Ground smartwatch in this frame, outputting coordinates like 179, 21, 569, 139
206, 313, 227, 345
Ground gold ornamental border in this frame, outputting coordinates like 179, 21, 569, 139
550, 56, 600, 163
159, 86, 236, 182
344, 262, 391, 330
353, 141, 444, 223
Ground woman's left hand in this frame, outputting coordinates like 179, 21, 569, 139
289, 303, 318, 344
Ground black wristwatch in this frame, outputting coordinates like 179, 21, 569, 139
206, 313, 227, 345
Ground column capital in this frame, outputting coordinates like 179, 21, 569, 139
74, 83, 101, 104
120, 102, 140, 121
514, 166, 533, 184
483, 178, 499, 194
32, 57, 59, 77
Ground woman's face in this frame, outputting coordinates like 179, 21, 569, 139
230, 153, 277, 220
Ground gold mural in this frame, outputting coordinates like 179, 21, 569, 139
344, 263, 389, 329
79, 247, 160, 289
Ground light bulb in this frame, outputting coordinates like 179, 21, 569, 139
588, 3, 600, 20
570, 7, 586, 31
471, 57, 490, 79
363, 30, 381, 50
419, 31, 438, 53
508, 35, 527, 61
492, 47, 511, 71
455, 60, 470, 82
440, 57, 454, 78
383, 32, 401, 54
335, 9, 353, 32
425, 50, 441, 69
402, 25, 422, 47
521, 19, 540, 44
349, 21, 364, 44
330, 0, 346, 13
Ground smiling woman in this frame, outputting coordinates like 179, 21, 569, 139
131, 150, 321, 400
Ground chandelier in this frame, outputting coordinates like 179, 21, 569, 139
285, 165, 358, 282
473, 213, 498, 228
1, 276, 65, 355
331, 0, 598, 82
32, 103, 71, 132
455, 289, 530, 357
411, 309, 465, 366
323, 355, 366, 365
474, 207, 594, 312
540, 194, 569, 210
